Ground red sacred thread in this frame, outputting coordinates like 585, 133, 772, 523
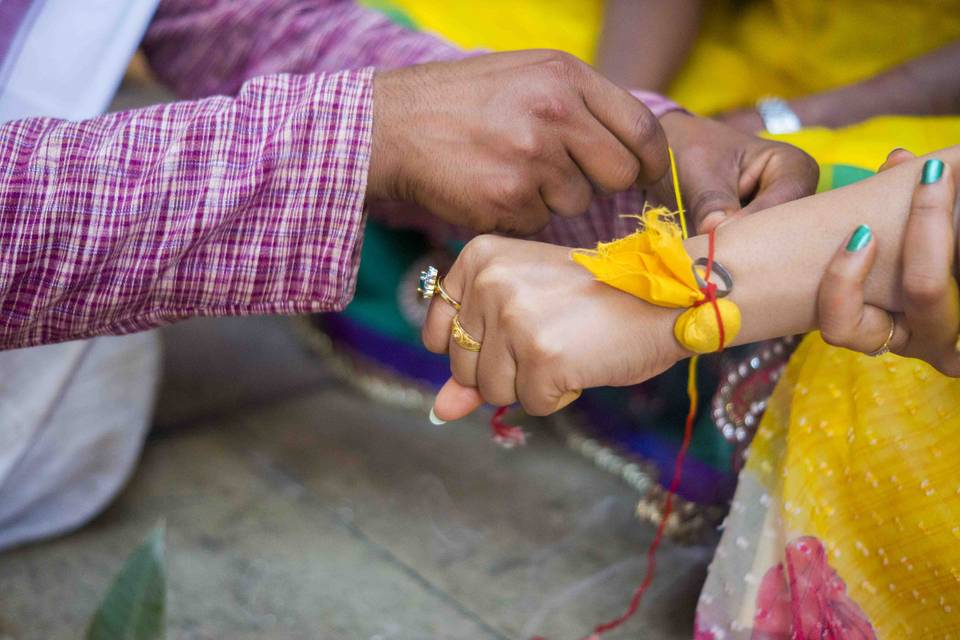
691, 229, 725, 351
530, 228, 724, 640
490, 405, 527, 448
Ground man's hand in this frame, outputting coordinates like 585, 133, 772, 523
367, 50, 669, 235
657, 112, 819, 233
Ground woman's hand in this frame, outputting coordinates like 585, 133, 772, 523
818, 149, 960, 374
421, 236, 687, 421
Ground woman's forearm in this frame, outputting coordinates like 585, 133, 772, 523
682, 146, 960, 346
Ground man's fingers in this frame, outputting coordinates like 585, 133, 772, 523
432, 378, 484, 422
739, 150, 819, 217
540, 152, 596, 217
677, 154, 741, 233
575, 65, 669, 184
900, 159, 960, 360
564, 113, 642, 195
818, 224, 891, 353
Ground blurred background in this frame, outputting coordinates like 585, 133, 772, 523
1, 1, 958, 638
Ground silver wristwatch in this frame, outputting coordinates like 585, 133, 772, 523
756, 97, 802, 134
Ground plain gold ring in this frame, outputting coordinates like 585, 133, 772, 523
867, 313, 896, 357
451, 315, 482, 352
436, 277, 462, 311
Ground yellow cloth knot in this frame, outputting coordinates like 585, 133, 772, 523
571, 208, 741, 354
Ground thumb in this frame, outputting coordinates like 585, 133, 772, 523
683, 170, 740, 234
430, 377, 484, 424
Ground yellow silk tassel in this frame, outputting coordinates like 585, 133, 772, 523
570, 208, 741, 354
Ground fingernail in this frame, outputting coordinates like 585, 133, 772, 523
554, 389, 582, 412
428, 407, 446, 425
921, 159, 944, 184
846, 224, 872, 252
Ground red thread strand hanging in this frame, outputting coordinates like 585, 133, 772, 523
532, 228, 723, 640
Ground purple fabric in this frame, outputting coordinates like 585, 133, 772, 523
0, 0, 682, 350
321, 314, 451, 387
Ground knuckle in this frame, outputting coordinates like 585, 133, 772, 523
628, 109, 658, 149
517, 383, 557, 417
511, 129, 545, 161
490, 174, 532, 210
903, 270, 947, 306
498, 303, 532, 333
528, 334, 564, 365
521, 399, 554, 418
474, 260, 514, 294
478, 380, 515, 407
462, 234, 498, 263
538, 50, 582, 82
530, 95, 572, 124
910, 192, 947, 218
550, 186, 593, 217
822, 260, 854, 286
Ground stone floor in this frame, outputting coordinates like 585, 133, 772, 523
0, 316, 711, 640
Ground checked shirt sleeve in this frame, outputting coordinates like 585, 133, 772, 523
0, 69, 373, 350
142, 0, 683, 250
143, 0, 467, 99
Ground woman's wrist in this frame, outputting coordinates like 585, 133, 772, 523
680, 147, 960, 347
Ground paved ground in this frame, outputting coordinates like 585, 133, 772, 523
0, 71, 709, 640
0, 316, 710, 640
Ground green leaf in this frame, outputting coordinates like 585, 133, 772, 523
86, 524, 167, 640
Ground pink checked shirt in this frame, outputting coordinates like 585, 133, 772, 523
0, 0, 677, 350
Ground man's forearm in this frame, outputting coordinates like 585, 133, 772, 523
682, 145, 960, 345
0, 70, 372, 349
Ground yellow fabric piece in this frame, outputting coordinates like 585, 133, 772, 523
748, 333, 960, 637
364, 0, 603, 61
377, 0, 960, 171
376, 0, 960, 117
764, 116, 960, 174
672, 0, 960, 115
571, 209, 741, 354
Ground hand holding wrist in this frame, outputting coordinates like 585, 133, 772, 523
366, 50, 672, 235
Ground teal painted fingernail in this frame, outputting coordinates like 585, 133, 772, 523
921, 159, 944, 184
846, 224, 872, 252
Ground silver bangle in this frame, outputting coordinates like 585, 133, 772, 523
692, 258, 733, 298
756, 97, 802, 134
